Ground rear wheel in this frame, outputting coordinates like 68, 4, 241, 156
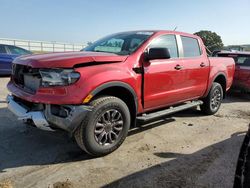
200, 82, 223, 115
74, 96, 130, 156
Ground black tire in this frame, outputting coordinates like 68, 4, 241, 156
200, 82, 223, 115
74, 96, 131, 156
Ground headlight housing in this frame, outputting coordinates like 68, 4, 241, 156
39, 69, 80, 87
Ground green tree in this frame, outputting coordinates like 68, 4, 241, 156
194, 30, 224, 54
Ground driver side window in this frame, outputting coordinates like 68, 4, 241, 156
149, 35, 179, 58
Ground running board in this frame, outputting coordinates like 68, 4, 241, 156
136, 100, 203, 123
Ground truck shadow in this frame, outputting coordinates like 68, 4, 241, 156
129, 118, 175, 136
0, 108, 178, 172
224, 91, 250, 103
103, 131, 246, 188
129, 108, 204, 136
0, 107, 91, 173
0, 104, 247, 178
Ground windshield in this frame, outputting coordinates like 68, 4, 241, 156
82, 31, 154, 55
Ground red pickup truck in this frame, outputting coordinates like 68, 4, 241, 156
7, 31, 235, 156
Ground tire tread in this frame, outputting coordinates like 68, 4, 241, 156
200, 82, 223, 115
74, 96, 130, 156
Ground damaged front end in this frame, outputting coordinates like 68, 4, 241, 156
6, 95, 92, 133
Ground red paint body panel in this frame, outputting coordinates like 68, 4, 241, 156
14, 51, 128, 68
205, 57, 235, 93
7, 31, 235, 114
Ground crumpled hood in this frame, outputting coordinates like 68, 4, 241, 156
13, 51, 128, 68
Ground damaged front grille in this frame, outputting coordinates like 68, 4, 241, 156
13, 96, 44, 111
12, 64, 41, 93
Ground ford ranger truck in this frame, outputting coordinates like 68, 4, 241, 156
6, 31, 235, 156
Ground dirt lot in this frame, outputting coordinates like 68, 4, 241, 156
0, 77, 249, 188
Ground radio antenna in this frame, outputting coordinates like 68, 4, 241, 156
173, 26, 178, 31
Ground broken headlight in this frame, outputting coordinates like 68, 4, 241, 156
39, 69, 80, 87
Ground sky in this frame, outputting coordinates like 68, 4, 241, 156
0, 0, 249, 46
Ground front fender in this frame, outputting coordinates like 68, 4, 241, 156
75, 63, 140, 106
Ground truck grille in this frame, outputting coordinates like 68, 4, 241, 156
12, 64, 41, 93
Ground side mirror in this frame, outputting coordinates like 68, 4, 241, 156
146, 47, 171, 61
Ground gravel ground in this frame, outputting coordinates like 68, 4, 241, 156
0, 77, 249, 188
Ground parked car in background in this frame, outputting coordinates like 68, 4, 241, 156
7, 30, 235, 156
0, 44, 32, 75
215, 51, 250, 93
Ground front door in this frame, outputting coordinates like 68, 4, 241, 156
143, 34, 187, 110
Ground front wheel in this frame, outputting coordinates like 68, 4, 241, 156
74, 96, 131, 156
200, 82, 223, 115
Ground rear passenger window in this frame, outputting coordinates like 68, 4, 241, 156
181, 36, 201, 57
0, 45, 7, 54
149, 35, 179, 58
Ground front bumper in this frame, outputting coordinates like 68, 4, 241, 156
6, 95, 92, 133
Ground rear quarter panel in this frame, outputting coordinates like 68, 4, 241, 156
205, 57, 235, 96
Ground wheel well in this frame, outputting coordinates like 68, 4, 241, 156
91, 86, 137, 127
214, 75, 227, 98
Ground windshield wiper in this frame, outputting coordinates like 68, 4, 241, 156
84, 50, 129, 55
94, 50, 114, 53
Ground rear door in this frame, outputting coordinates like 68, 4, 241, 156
178, 35, 210, 98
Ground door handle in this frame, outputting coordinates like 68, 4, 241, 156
174, 65, 182, 70
200, 62, 206, 67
